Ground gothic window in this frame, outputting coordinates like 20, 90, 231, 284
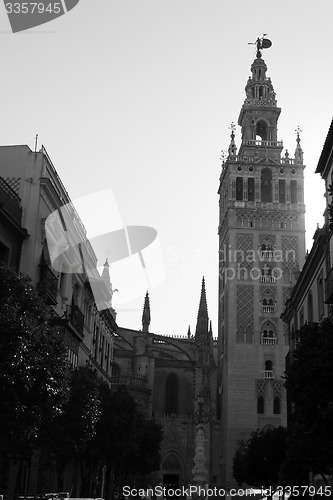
248, 177, 255, 201
273, 396, 281, 414
257, 396, 265, 414
307, 291, 313, 323
261, 168, 272, 202
290, 180, 298, 203
236, 177, 243, 201
165, 373, 179, 414
279, 179, 286, 203
256, 120, 268, 141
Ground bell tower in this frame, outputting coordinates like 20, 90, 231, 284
217, 38, 306, 488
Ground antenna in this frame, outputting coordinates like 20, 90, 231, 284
34, 133, 38, 152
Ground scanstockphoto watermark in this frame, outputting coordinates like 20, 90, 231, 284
3, 0, 80, 33
122, 486, 279, 498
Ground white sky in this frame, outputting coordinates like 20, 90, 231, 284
0, 0, 332, 336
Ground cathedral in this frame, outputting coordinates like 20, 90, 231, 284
113, 280, 221, 489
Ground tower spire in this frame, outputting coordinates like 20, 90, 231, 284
142, 291, 151, 332
228, 122, 237, 158
295, 126, 304, 163
195, 276, 209, 337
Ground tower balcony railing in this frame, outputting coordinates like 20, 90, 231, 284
262, 305, 275, 313
243, 139, 284, 148
261, 337, 277, 345
260, 250, 274, 259
264, 370, 274, 379
260, 275, 277, 283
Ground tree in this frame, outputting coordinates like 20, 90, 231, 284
284, 319, 333, 482
233, 426, 286, 489
0, 264, 71, 449
84, 385, 163, 496
41, 366, 102, 489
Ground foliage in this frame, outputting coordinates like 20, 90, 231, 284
41, 366, 102, 468
84, 385, 163, 488
233, 426, 286, 488
0, 264, 70, 447
284, 319, 333, 478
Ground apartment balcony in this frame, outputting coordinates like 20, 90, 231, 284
69, 305, 84, 336
264, 370, 274, 379
261, 337, 277, 346
325, 266, 333, 303
0, 176, 22, 224
38, 263, 58, 305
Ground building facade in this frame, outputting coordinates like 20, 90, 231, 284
282, 118, 333, 345
0, 144, 117, 498
218, 49, 306, 487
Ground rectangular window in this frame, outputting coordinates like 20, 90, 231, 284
290, 180, 298, 203
279, 179, 286, 203
248, 178, 255, 201
236, 177, 243, 201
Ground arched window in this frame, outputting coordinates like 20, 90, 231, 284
273, 397, 281, 414
308, 291, 313, 323
261, 168, 272, 202
257, 396, 265, 414
265, 360, 273, 371
256, 120, 268, 141
165, 373, 179, 414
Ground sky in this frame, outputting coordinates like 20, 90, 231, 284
0, 0, 332, 336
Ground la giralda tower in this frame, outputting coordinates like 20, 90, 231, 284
217, 37, 306, 487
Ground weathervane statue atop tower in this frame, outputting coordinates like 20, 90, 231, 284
248, 34, 272, 58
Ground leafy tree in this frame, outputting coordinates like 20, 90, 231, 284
84, 385, 162, 495
284, 319, 333, 482
41, 366, 102, 489
233, 426, 286, 489
0, 264, 70, 449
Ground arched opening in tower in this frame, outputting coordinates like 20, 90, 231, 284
256, 119, 268, 141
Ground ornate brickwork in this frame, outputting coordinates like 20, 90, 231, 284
256, 380, 266, 397
272, 381, 284, 398
237, 285, 254, 331
236, 233, 253, 265
282, 236, 299, 269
